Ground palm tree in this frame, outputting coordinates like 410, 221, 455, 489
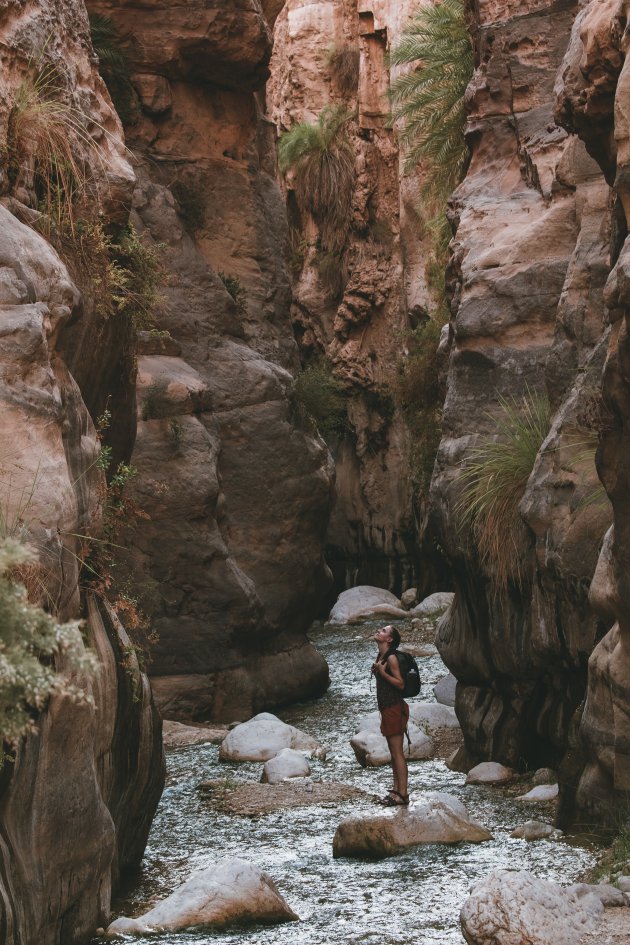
389, 0, 473, 212
278, 105, 355, 252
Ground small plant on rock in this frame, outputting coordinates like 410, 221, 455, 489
218, 271, 247, 316
278, 105, 355, 253
89, 13, 136, 124
292, 359, 347, 441
457, 389, 551, 589
326, 44, 361, 96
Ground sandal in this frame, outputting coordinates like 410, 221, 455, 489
379, 790, 409, 807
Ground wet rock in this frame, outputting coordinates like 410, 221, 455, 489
466, 762, 516, 785
400, 588, 418, 610
433, 673, 457, 707
351, 723, 433, 767
516, 784, 559, 802
510, 821, 562, 841
106, 858, 298, 935
411, 593, 454, 617
531, 767, 558, 786
163, 721, 227, 748
460, 870, 603, 945
327, 587, 403, 625
219, 713, 321, 762
333, 792, 492, 859
261, 749, 311, 784
199, 780, 364, 817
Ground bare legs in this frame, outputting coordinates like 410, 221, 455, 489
386, 733, 408, 799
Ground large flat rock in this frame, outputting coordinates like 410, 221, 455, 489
219, 713, 321, 762
333, 792, 492, 859
327, 586, 402, 625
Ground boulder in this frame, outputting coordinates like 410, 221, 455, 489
351, 723, 433, 767
466, 762, 516, 785
516, 784, 559, 802
460, 870, 602, 945
219, 713, 321, 762
327, 586, 402, 625
411, 592, 454, 617
106, 859, 297, 935
531, 767, 558, 786
433, 673, 457, 707
333, 792, 492, 859
618, 876, 630, 894
510, 821, 562, 841
400, 588, 418, 610
408, 703, 460, 731
568, 883, 628, 908
163, 721, 227, 748
260, 749, 311, 784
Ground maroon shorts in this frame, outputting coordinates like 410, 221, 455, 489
380, 701, 409, 737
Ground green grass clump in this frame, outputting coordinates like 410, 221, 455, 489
457, 390, 551, 589
292, 359, 347, 441
218, 272, 247, 316
0, 539, 96, 752
278, 105, 355, 253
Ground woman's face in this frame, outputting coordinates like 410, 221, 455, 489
374, 626, 393, 644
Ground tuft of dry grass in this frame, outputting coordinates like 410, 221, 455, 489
327, 45, 360, 96
457, 390, 551, 590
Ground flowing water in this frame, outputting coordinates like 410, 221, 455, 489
97, 621, 596, 944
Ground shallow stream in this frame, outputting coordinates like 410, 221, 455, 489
97, 621, 596, 944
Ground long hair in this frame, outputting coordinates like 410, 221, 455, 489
379, 625, 401, 662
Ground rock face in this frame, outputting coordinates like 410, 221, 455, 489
554, 0, 630, 825
106, 859, 298, 935
86, 0, 335, 721
432, 0, 613, 778
460, 870, 602, 945
267, 0, 449, 597
333, 792, 492, 859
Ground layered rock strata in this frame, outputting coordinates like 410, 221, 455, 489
432, 0, 613, 774
267, 0, 447, 595
86, 0, 334, 721
555, 0, 630, 823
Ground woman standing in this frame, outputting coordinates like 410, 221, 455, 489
372, 624, 409, 806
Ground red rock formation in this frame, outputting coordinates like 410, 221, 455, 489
85, 0, 334, 721
431, 0, 613, 774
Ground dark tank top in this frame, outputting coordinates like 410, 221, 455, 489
376, 653, 404, 710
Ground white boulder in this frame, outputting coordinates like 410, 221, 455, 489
333, 792, 492, 859
568, 882, 628, 907
460, 870, 602, 945
411, 592, 454, 617
400, 588, 418, 610
409, 703, 460, 731
261, 748, 311, 784
106, 859, 298, 935
466, 762, 515, 785
351, 723, 433, 767
510, 821, 562, 841
516, 783, 559, 802
327, 586, 406, 625
433, 673, 457, 707
219, 713, 321, 762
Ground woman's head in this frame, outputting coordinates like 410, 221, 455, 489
374, 624, 401, 650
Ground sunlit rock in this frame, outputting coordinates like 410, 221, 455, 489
106, 859, 298, 935
510, 821, 562, 841
333, 792, 492, 859
261, 748, 311, 784
327, 586, 405, 625
460, 870, 602, 945
516, 784, 559, 802
411, 593, 454, 617
408, 703, 460, 731
466, 762, 516, 785
351, 723, 433, 767
219, 713, 321, 762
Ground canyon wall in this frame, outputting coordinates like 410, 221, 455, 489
0, 1, 164, 939
267, 0, 448, 596
85, 0, 334, 721
432, 0, 615, 780
555, 0, 630, 823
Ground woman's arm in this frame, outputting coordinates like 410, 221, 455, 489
381, 654, 405, 690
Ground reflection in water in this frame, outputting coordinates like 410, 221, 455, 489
96, 621, 595, 944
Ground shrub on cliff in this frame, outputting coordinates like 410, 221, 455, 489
0, 539, 96, 754
457, 391, 551, 589
278, 105, 355, 253
389, 0, 473, 203
291, 359, 347, 441
89, 13, 136, 123
326, 45, 361, 97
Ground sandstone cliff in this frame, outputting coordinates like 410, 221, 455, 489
0, 2, 164, 941
267, 0, 448, 596
85, 0, 334, 721
432, 0, 614, 780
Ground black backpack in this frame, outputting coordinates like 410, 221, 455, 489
395, 650, 421, 698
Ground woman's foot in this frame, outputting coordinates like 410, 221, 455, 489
379, 789, 409, 806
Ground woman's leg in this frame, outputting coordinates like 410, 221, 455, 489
387, 733, 408, 798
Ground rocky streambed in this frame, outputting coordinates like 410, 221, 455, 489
96, 619, 599, 944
